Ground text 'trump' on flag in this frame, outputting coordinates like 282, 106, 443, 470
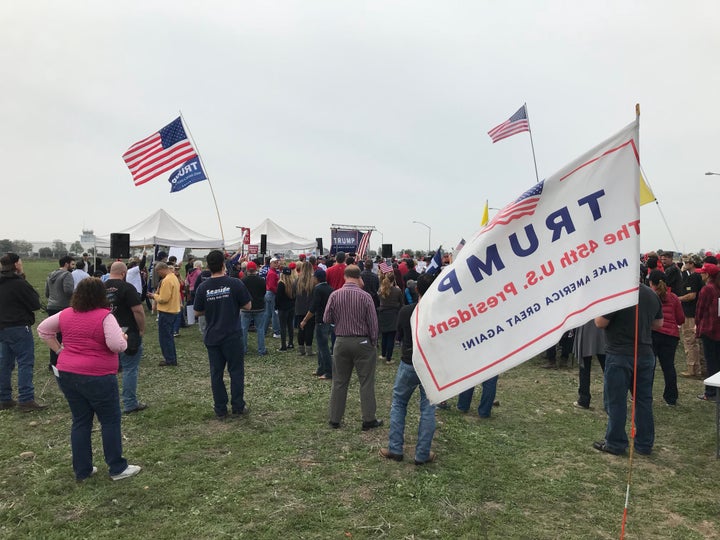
123, 117, 198, 187
488, 105, 530, 143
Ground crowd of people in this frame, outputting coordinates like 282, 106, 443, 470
1, 246, 719, 480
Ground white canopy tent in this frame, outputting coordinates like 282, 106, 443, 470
226, 218, 317, 253
95, 209, 225, 249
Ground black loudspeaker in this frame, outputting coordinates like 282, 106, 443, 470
382, 244, 393, 258
316, 237, 323, 254
260, 234, 267, 255
110, 233, 130, 259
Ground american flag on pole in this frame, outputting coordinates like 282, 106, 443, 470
123, 117, 198, 187
488, 105, 530, 143
356, 231, 372, 260
482, 181, 544, 234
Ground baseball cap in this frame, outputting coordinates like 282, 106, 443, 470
313, 269, 326, 281
246, 261, 258, 271
695, 262, 720, 276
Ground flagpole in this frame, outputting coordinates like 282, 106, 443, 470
179, 111, 226, 248
524, 103, 540, 182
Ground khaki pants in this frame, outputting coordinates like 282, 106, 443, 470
328, 337, 378, 424
680, 317, 703, 375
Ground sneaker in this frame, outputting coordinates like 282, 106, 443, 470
0, 399, 17, 410
328, 421, 340, 429
18, 400, 47, 412
110, 464, 142, 481
77, 466, 98, 482
697, 393, 713, 401
273, 334, 281, 339
232, 406, 250, 416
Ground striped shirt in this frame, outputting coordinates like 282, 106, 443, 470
324, 282, 378, 345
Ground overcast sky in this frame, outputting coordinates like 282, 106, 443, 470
3, 1, 719, 255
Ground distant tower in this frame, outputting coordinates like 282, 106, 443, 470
80, 229, 95, 246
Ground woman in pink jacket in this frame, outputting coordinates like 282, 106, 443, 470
38, 278, 141, 482
648, 270, 685, 406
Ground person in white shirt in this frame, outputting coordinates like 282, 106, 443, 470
71, 261, 90, 290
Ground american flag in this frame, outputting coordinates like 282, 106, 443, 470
482, 181, 544, 234
488, 105, 530, 143
454, 238, 466, 252
379, 261, 393, 274
356, 231, 372, 260
123, 117, 198, 187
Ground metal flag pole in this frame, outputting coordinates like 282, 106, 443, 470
619, 103, 642, 540
524, 103, 540, 182
179, 110, 226, 248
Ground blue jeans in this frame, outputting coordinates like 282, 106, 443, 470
120, 338, 143, 412
172, 311, 183, 334
603, 353, 655, 454
457, 376, 498, 417
0, 326, 36, 403
388, 361, 436, 462
240, 310, 267, 354
157, 312, 178, 365
264, 291, 279, 335
206, 332, 245, 416
58, 371, 128, 479
315, 323, 332, 377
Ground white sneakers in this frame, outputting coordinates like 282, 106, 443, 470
111, 464, 142, 481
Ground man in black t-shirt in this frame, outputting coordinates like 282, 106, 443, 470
299, 269, 333, 379
194, 250, 252, 419
679, 256, 705, 377
593, 284, 663, 456
240, 261, 267, 356
105, 262, 147, 414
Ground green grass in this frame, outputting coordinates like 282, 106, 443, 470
1, 260, 719, 539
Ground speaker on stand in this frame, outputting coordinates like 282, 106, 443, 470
381, 243, 393, 258
316, 237, 324, 255
260, 234, 267, 257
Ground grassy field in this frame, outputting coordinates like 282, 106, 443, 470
1, 259, 718, 539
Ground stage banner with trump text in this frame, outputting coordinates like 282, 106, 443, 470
412, 121, 641, 403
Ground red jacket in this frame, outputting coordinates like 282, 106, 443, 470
654, 292, 684, 337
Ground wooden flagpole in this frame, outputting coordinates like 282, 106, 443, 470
179, 111, 226, 248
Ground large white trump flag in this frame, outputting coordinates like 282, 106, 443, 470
412, 121, 640, 403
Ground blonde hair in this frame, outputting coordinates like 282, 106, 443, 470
279, 270, 296, 299
295, 261, 315, 296
379, 271, 396, 298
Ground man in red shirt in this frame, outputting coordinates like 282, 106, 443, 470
326, 252, 347, 291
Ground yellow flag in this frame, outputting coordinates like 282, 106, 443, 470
640, 172, 655, 205
481, 200, 489, 226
